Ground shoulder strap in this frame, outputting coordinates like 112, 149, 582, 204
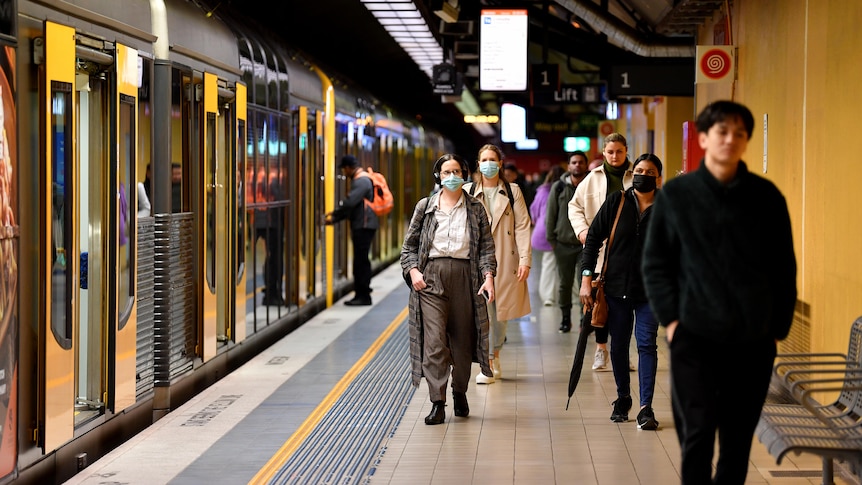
599, 190, 625, 281
502, 179, 516, 209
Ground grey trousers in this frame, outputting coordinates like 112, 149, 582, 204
419, 258, 475, 403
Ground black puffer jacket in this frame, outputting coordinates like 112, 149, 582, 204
581, 188, 653, 302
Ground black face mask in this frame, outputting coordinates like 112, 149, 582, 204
632, 174, 657, 193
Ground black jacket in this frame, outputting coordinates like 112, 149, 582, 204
642, 161, 797, 343
582, 188, 652, 301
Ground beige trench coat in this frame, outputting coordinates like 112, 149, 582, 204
465, 180, 532, 321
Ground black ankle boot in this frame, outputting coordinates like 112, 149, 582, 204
453, 392, 469, 417
425, 401, 445, 425
559, 313, 572, 333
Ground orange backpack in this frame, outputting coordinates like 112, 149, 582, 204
358, 167, 394, 217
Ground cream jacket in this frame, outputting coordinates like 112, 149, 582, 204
567, 163, 633, 273
465, 180, 532, 321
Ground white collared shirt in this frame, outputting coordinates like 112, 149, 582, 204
428, 193, 470, 259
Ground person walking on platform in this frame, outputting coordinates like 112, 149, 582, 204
530, 165, 566, 307
401, 154, 497, 425
642, 100, 797, 484
580, 153, 663, 429
325, 155, 379, 306
466, 144, 532, 384
568, 134, 634, 371
546, 151, 589, 333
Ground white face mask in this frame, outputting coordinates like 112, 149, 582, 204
440, 174, 465, 191
479, 161, 500, 178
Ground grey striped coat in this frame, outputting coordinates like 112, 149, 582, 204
401, 191, 497, 387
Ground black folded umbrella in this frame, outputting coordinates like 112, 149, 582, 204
566, 310, 595, 410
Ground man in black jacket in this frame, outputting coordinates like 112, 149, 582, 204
325, 155, 379, 306
642, 101, 797, 484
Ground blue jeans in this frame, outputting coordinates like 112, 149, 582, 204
606, 296, 659, 407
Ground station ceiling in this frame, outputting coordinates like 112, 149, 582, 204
217, 0, 726, 153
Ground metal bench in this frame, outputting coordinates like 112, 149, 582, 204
756, 317, 862, 484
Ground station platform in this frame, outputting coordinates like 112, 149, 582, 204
64, 260, 851, 485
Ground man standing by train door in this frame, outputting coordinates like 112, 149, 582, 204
325, 155, 379, 306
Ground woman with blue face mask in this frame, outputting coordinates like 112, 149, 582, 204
464, 144, 532, 384
401, 154, 497, 425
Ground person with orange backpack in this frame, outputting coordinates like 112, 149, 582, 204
324, 155, 379, 306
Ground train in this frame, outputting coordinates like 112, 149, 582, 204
0, 0, 452, 482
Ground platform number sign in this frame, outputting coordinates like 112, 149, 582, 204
608, 64, 694, 98
531, 64, 559, 93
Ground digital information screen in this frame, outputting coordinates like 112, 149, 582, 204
479, 9, 528, 91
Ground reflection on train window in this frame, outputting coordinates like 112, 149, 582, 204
237, 119, 246, 279
118, 94, 135, 326
246, 110, 289, 331
206, 112, 215, 291
50, 82, 73, 345
170, 69, 189, 213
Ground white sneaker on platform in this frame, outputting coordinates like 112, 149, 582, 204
493, 357, 502, 379
476, 372, 495, 384
592, 347, 608, 370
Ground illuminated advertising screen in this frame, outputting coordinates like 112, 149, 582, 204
479, 9, 528, 91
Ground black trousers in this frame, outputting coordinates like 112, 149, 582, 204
257, 227, 283, 298
670, 324, 776, 485
352, 228, 376, 298
552, 242, 582, 314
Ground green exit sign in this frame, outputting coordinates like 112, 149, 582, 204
564, 137, 590, 152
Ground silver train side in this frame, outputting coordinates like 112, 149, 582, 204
1, 0, 450, 483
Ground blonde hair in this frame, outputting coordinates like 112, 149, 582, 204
477, 144, 504, 162
603, 133, 627, 148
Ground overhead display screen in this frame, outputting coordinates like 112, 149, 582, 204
479, 9, 528, 92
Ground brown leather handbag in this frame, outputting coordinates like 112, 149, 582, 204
591, 192, 625, 328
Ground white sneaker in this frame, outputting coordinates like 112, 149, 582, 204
476, 372, 495, 384
543, 299, 554, 306
493, 357, 502, 379
592, 347, 608, 370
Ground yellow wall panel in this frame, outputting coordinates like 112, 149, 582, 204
687, 0, 862, 355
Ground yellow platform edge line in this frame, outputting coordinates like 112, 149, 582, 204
248, 305, 410, 485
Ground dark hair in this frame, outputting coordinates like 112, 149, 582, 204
543, 165, 566, 185
432, 153, 470, 180
339, 155, 359, 168
695, 100, 754, 139
569, 150, 587, 161
633, 153, 663, 176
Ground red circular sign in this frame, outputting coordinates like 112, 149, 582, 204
700, 49, 732, 80
599, 121, 615, 136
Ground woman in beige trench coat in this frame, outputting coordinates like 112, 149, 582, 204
465, 144, 532, 384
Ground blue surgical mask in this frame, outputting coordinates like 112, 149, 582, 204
479, 161, 500, 178
441, 175, 465, 192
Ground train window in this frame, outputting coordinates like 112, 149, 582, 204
117, 94, 135, 326
206, 112, 216, 291
50, 81, 73, 346
237, 119, 246, 279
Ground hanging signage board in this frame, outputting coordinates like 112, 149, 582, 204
479, 9, 528, 91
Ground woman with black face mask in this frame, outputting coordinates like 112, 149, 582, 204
579, 153, 663, 431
